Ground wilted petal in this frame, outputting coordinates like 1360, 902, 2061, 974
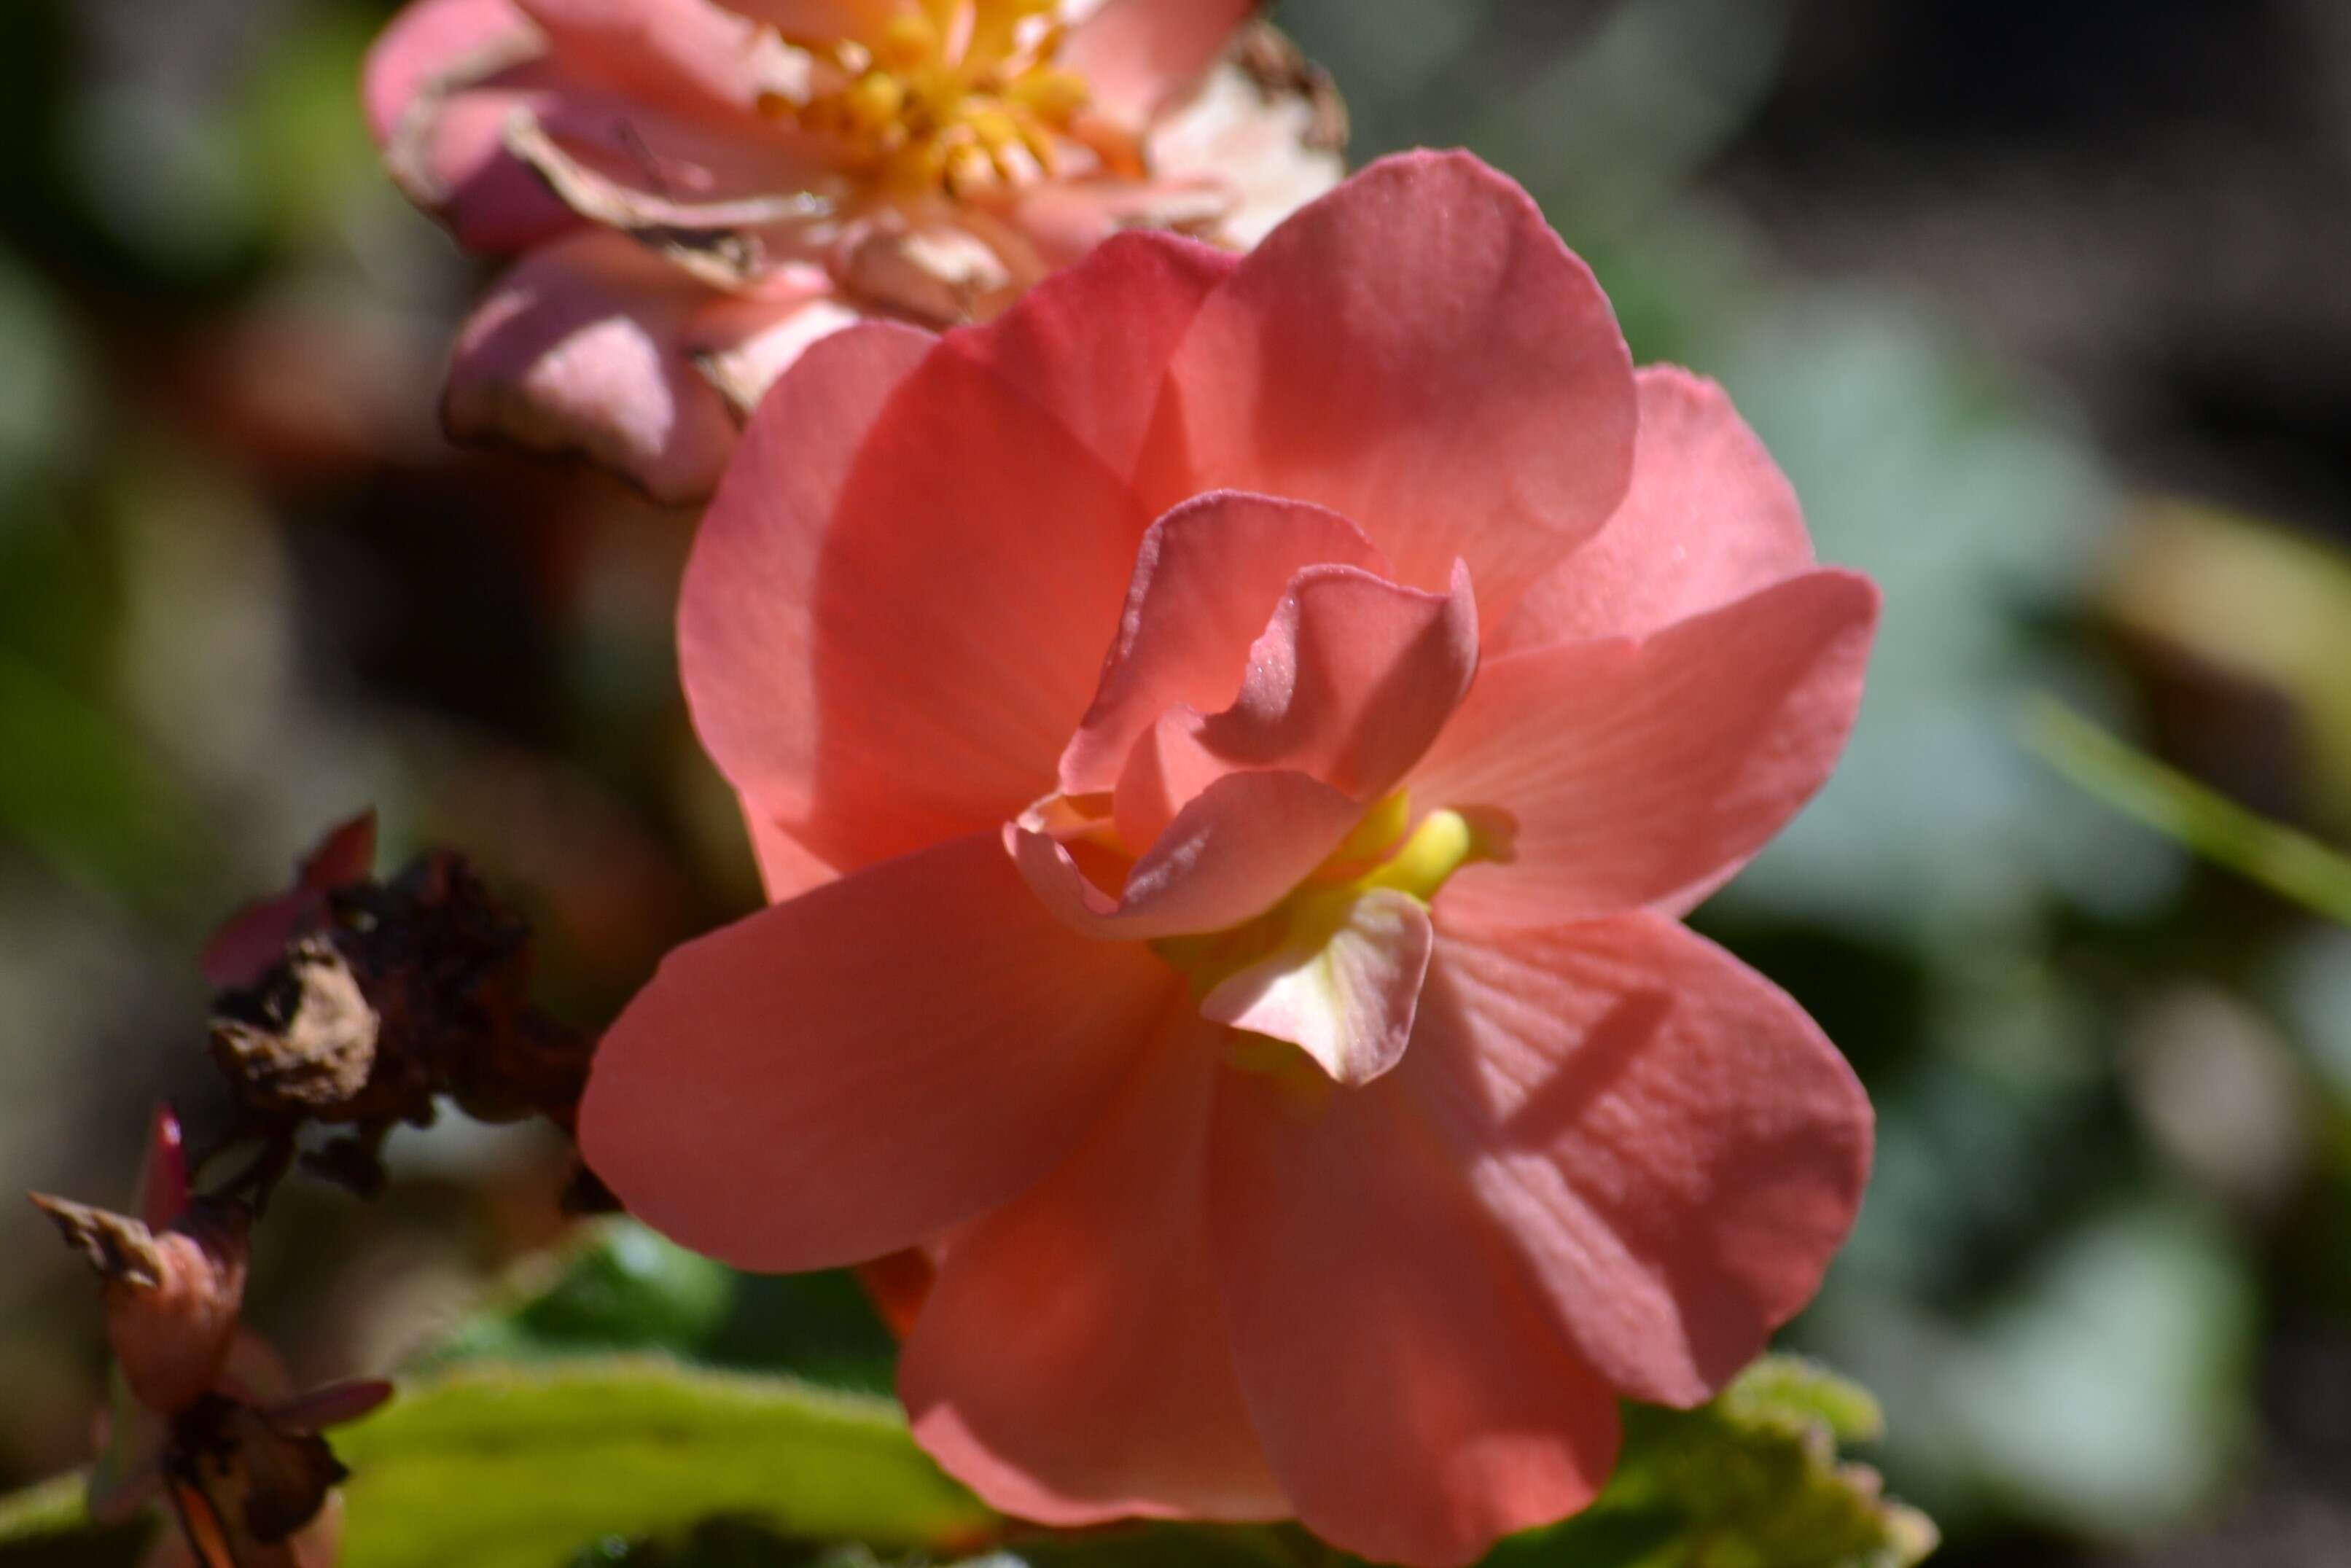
1211, 1068, 1622, 1567
1146, 34, 1347, 249
1158, 152, 1637, 609
902, 1014, 1284, 1524
1413, 571, 1880, 924
511, 0, 791, 119
580, 833, 1174, 1273
1405, 910, 1873, 1408
1493, 367, 1817, 654
363, 0, 577, 252
443, 230, 743, 504
1061, 0, 1261, 126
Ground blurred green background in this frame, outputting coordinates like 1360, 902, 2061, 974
3, 0, 2350, 1564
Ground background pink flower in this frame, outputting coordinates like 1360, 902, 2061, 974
364, 0, 1346, 502
580, 151, 1881, 1566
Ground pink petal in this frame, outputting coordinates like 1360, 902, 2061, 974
442, 230, 743, 504
136, 1105, 190, 1232
579, 832, 1174, 1273
1405, 910, 1873, 1408
1492, 367, 1817, 655
685, 327, 1151, 875
1194, 560, 1478, 803
510, 0, 779, 120
722, 0, 896, 37
743, 809, 843, 902
1061, 0, 1260, 126
1058, 491, 1387, 797
1106, 561, 1478, 852
1411, 570, 1880, 925
364, 0, 582, 252
683, 319, 931, 839
363, 0, 534, 147
902, 1014, 1284, 1525
1155, 152, 1637, 611
1201, 886, 1433, 1088
942, 230, 1238, 488
1210, 1068, 1623, 1567
1012, 768, 1366, 942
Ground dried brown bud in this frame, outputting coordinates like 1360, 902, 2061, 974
210, 940, 381, 1120
206, 843, 596, 1197
31, 1195, 251, 1415
168, 1392, 351, 1564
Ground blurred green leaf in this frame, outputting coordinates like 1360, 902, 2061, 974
0, 1474, 88, 1545
2025, 695, 2351, 924
411, 1219, 899, 1395
1495, 1357, 1936, 1568
973, 1359, 1933, 1568
335, 1359, 994, 1568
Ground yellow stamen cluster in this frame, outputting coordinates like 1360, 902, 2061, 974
773, 0, 1100, 197
1154, 797, 1489, 999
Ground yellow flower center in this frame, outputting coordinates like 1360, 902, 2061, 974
1153, 796, 1489, 999
772, 0, 1112, 197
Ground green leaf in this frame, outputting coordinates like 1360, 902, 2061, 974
0, 1474, 90, 1545
963, 1359, 1932, 1568
335, 1358, 994, 1568
413, 1220, 899, 1396
1500, 1357, 1938, 1568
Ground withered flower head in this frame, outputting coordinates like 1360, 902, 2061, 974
33, 1109, 252, 1417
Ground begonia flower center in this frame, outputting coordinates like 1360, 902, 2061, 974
769, 0, 1126, 197
1152, 795, 1483, 998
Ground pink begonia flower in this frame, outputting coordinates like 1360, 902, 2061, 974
364, 0, 1346, 502
580, 151, 1881, 1567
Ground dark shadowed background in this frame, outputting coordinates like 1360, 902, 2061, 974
2, 1, 2348, 1564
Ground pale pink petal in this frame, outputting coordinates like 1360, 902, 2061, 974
364, 0, 584, 252
362, 0, 535, 147
443, 230, 742, 504
1145, 51, 1346, 250
742, 808, 843, 902
1155, 152, 1637, 609
1210, 1067, 1623, 1568
1061, 0, 1260, 126
1012, 768, 1365, 942
1492, 367, 1817, 655
1412, 571, 1880, 925
1405, 910, 1873, 1408
1201, 886, 1432, 1087
1058, 491, 1387, 797
941, 230, 1238, 488
686, 329, 1151, 874
902, 1014, 1285, 1524
580, 832, 1174, 1273
511, 0, 781, 120
687, 287, 862, 416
